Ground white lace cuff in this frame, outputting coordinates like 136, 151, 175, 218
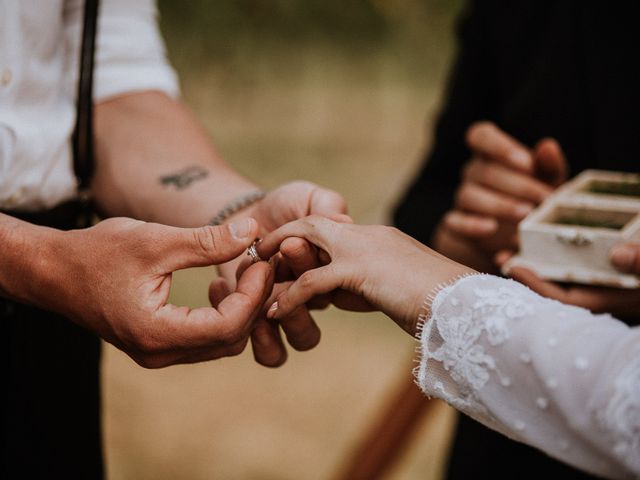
413, 274, 639, 478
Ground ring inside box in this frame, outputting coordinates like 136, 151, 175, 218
544, 205, 637, 230
583, 179, 640, 198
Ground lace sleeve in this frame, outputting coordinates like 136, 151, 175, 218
415, 274, 640, 479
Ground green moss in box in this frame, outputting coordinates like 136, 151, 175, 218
588, 180, 640, 197
554, 216, 628, 230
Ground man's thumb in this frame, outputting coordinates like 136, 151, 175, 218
164, 218, 259, 271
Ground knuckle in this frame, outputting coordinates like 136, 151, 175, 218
283, 237, 309, 259
226, 340, 248, 357
132, 333, 164, 356
194, 226, 223, 257
219, 323, 247, 345
298, 270, 316, 290
378, 225, 401, 238
131, 354, 164, 370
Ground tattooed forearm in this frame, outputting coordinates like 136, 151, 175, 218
160, 166, 209, 190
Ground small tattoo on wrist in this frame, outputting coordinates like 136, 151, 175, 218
160, 166, 209, 190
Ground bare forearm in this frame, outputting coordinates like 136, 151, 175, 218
93, 91, 257, 227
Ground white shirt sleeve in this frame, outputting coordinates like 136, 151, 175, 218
416, 274, 640, 479
64, 0, 180, 102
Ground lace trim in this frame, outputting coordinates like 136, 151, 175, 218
598, 354, 640, 473
413, 273, 485, 412
414, 275, 542, 417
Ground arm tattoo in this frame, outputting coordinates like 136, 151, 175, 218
159, 166, 209, 190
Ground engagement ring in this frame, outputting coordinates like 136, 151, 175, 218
247, 241, 262, 263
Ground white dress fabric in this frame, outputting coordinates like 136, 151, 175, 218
416, 274, 640, 479
0, 0, 179, 211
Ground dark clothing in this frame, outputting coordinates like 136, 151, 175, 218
395, 0, 639, 244
394, 1, 639, 478
1, 203, 103, 479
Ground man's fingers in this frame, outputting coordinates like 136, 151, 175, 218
465, 121, 533, 173
208, 277, 231, 308
278, 307, 321, 352
456, 183, 534, 222
464, 158, 553, 204
161, 218, 259, 271
534, 138, 569, 186
309, 186, 348, 217
443, 211, 498, 238
610, 243, 640, 274
251, 319, 288, 367
150, 261, 272, 350
267, 266, 340, 320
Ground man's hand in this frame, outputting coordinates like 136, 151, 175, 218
94, 93, 350, 368
434, 121, 568, 272
30, 217, 273, 368
215, 181, 350, 367
501, 243, 640, 318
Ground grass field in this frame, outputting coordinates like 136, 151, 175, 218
103, 2, 463, 478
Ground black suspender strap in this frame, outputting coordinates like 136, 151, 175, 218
72, 0, 99, 222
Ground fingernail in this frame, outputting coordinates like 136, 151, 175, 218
267, 301, 278, 319
229, 218, 255, 240
510, 150, 532, 170
610, 245, 636, 272
515, 204, 534, 218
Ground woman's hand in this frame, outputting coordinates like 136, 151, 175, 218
257, 216, 475, 336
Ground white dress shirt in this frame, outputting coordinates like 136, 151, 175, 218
417, 274, 640, 479
0, 0, 179, 211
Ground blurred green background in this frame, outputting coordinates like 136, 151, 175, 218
103, 1, 465, 479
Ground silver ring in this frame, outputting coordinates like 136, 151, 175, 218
247, 243, 261, 263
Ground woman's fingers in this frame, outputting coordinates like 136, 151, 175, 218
257, 216, 339, 260
267, 266, 341, 320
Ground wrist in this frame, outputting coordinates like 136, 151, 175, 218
0, 217, 67, 309
209, 190, 267, 227
404, 258, 476, 335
